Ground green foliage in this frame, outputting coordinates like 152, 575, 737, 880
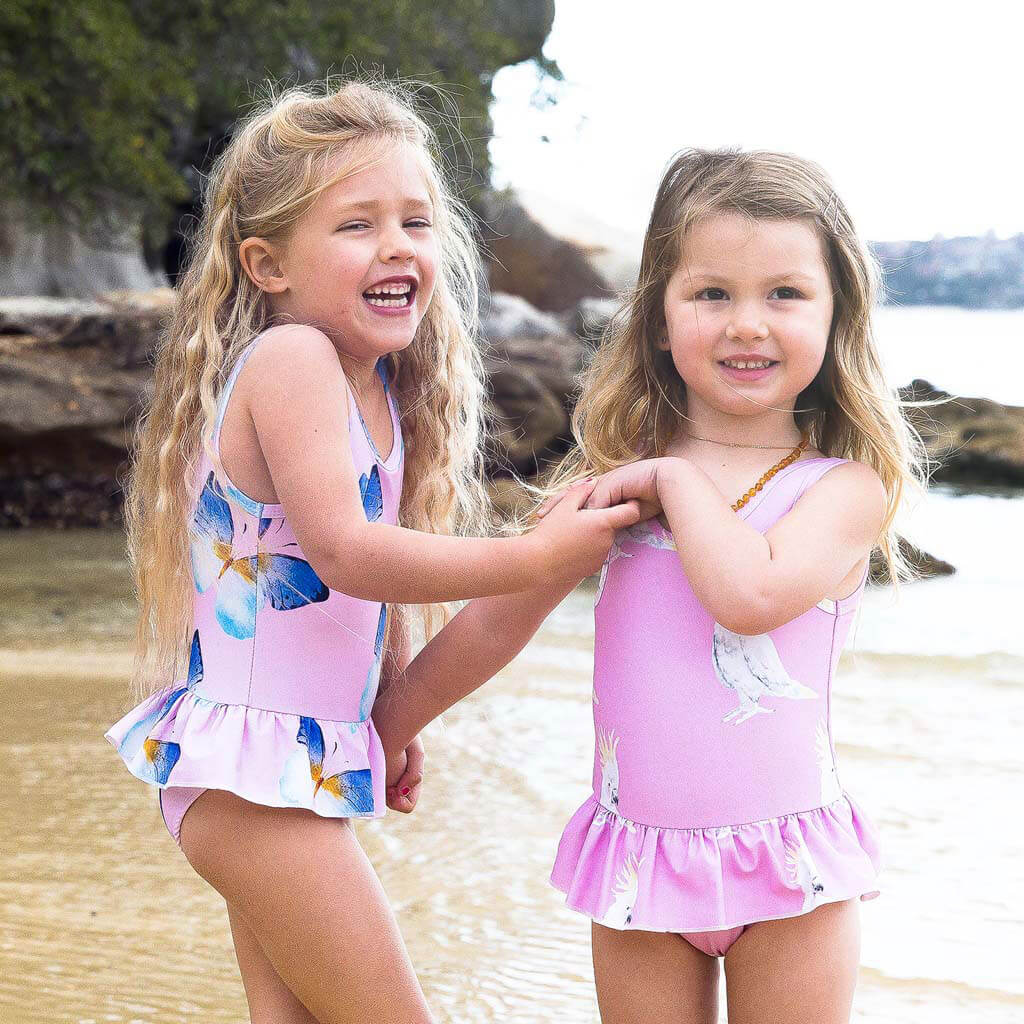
0, 0, 556, 234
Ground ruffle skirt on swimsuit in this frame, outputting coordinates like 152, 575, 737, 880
105, 686, 386, 819
551, 792, 881, 932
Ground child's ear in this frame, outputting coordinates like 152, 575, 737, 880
239, 237, 288, 294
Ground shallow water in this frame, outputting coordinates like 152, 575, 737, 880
1, 492, 1021, 1022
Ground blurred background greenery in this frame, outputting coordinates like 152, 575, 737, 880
0, 0, 557, 278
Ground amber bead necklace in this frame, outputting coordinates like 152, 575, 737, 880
728, 436, 809, 512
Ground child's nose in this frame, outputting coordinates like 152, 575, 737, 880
379, 225, 416, 262
726, 305, 769, 341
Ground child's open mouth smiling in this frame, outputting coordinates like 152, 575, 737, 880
362, 275, 418, 315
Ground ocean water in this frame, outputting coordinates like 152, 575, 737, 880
0, 308, 1020, 1021
874, 305, 1024, 404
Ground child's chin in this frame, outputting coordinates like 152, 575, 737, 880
368, 333, 417, 360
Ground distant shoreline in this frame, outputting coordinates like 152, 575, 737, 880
513, 190, 1024, 310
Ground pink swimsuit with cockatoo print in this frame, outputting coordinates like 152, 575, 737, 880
106, 333, 402, 842
551, 457, 881, 957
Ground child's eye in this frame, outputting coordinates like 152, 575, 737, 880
338, 222, 370, 232
404, 219, 432, 229
770, 286, 803, 299
695, 287, 728, 301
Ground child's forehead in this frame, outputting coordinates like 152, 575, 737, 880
317, 141, 433, 209
678, 212, 826, 272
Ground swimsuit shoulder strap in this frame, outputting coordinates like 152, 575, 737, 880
211, 331, 269, 451
788, 456, 851, 508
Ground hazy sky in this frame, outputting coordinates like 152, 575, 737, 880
489, 0, 1022, 242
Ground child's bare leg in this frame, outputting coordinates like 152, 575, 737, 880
723, 899, 860, 1024
179, 789, 433, 1024
225, 902, 319, 1023
591, 922, 719, 1024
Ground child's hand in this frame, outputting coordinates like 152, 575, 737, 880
583, 459, 668, 520
385, 734, 424, 814
531, 478, 642, 579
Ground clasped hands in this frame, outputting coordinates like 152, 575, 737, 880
537, 457, 671, 523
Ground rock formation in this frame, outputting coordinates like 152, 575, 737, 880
901, 379, 1024, 488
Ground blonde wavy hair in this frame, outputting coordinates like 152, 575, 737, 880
547, 148, 930, 585
126, 78, 488, 697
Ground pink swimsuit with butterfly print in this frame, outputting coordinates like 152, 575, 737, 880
550, 457, 882, 958
105, 332, 402, 843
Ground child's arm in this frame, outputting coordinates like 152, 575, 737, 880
373, 577, 579, 762
581, 457, 887, 635
238, 326, 638, 602
371, 613, 424, 814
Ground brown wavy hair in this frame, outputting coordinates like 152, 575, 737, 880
126, 78, 488, 696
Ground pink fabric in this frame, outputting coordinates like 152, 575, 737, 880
106, 336, 402, 829
680, 925, 747, 958
551, 458, 882, 935
159, 786, 206, 845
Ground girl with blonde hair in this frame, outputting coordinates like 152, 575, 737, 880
375, 147, 927, 1022
104, 79, 637, 1022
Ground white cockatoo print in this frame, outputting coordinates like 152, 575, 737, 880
595, 805, 636, 833
601, 854, 642, 928
595, 521, 678, 604
597, 728, 621, 811
625, 519, 677, 552
595, 520, 679, 604
595, 534, 633, 604
815, 718, 842, 804
711, 624, 818, 724
784, 833, 825, 912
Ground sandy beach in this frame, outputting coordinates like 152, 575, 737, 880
1, 492, 1021, 1022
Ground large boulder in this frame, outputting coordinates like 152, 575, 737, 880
476, 191, 612, 313
901, 379, 1024, 487
482, 292, 584, 398
0, 292, 171, 367
0, 292, 170, 526
480, 293, 582, 473
0, 288, 1011, 560
0, 204, 167, 298
869, 538, 955, 585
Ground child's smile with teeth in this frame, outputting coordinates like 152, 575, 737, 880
364, 280, 416, 308
721, 358, 776, 369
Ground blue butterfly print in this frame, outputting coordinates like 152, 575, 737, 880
359, 604, 388, 720
185, 627, 204, 690
296, 717, 374, 814
359, 465, 383, 522
140, 737, 181, 784
118, 630, 204, 764
191, 473, 329, 639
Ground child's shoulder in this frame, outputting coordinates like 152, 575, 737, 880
807, 455, 884, 490
245, 323, 339, 371
236, 324, 345, 395
791, 456, 887, 526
